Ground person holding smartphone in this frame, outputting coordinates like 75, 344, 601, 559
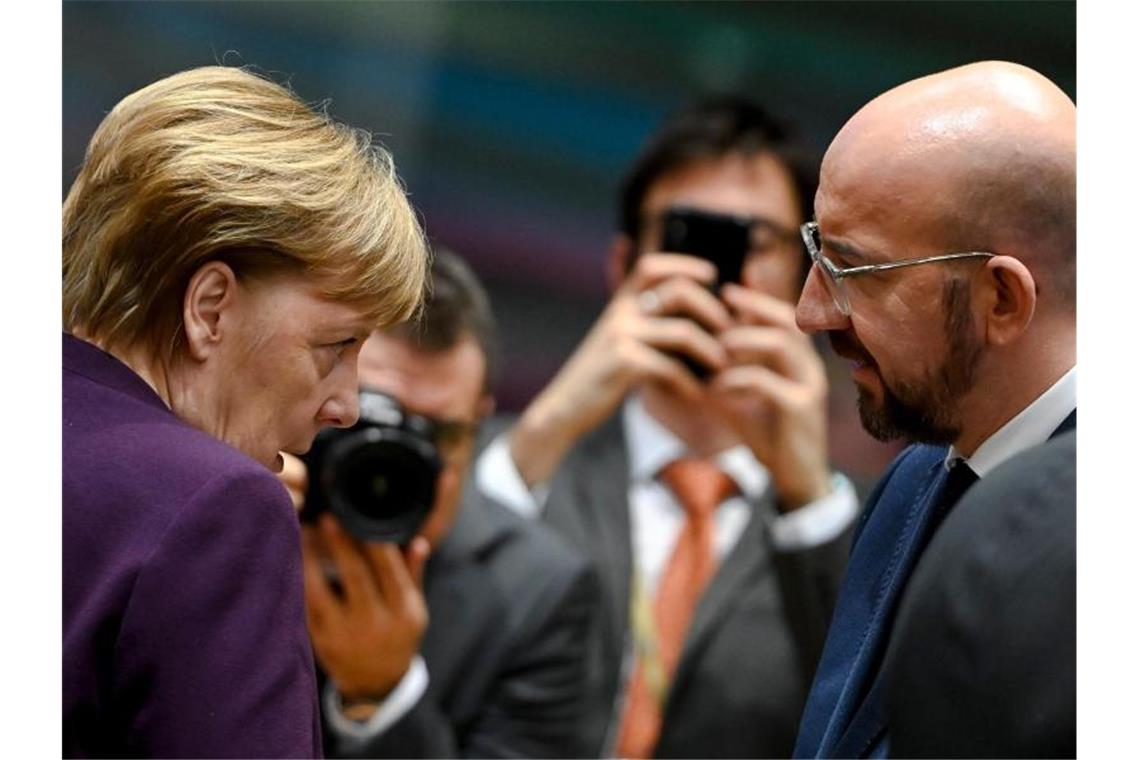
474, 98, 860, 758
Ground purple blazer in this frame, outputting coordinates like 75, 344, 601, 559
63, 333, 322, 758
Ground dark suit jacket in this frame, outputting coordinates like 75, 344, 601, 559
885, 430, 1076, 758
487, 413, 851, 759
793, 410, 1076, 759
327, 484, 600, 759
62, 333, 322, 758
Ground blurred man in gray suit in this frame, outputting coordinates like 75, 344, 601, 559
475, 99, 859, 758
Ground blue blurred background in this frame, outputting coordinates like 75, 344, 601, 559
63, 0, 1075, 479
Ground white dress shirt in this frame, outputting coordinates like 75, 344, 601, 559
323, 656, 429, 745
476, 393, 859, 595
947, 366, 1077, 475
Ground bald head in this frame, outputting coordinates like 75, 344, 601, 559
820, 61, 1075, 308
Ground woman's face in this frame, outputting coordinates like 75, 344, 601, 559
202, 273, 378, 471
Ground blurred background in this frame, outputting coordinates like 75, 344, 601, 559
63, 0, 1075, 482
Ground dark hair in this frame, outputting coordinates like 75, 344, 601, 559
388, 247, 500, 394
617, 96, 818, 248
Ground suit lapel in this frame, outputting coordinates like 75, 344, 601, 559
811, 447, 948, 756
420, 558, 499, 707
831, 669, 890, 758
546, 415, 634, 655
419, 494, 514, 706
668, 494, 768, 696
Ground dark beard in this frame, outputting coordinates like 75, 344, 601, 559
857, 278, 983, 444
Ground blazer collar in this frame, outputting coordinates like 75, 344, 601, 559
63, 332, 171, 414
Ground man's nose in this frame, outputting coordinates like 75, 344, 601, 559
796, 266, 850, 334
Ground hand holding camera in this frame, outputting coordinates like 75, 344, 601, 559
301, 514, 430, 708
278, 389, 447, 711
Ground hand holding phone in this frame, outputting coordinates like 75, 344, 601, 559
659, 207, 753, 378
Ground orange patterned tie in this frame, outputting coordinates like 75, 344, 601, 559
615, 458, 738, 758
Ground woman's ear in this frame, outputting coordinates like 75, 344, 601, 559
978, 255, 1037, 347
606, 234, 635, 293
183, 261, 241, 361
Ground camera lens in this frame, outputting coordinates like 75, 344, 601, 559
323, 425, 441, 544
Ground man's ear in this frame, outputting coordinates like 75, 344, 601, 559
606, 234, 635, 294
978, 255, 1037, 347
183, 261, 241, 361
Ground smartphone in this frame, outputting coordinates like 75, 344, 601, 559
661, 207, 752, 287
659, 207, 752, 379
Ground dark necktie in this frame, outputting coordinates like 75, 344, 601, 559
924, 459, 979, 548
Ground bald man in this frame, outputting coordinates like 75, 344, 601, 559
791, 62, 1075, 758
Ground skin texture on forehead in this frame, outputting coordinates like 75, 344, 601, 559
819, 61, 1076, 270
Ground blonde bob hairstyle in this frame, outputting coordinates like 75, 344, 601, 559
63, 65, 429, 360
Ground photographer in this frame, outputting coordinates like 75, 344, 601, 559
281, 251, 600, 759
473, 98, 859, 758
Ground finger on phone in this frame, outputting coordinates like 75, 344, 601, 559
629, 253, 717, 290
638, 317, 728, 372
710, 364, 798, 404
721, 283, 799, 330
628, 342, 705, 402
719, 326, 796, 375
650, 277, 733, 333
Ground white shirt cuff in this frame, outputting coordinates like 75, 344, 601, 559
323, 655, 430, 743
767, 473, 859, 550
474, 431, 549, 518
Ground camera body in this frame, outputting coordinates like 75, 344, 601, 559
300, 388, 441, 544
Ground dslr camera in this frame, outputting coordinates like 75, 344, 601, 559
300, 388, 441, 544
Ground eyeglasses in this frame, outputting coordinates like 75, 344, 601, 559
800, 221, 996, 316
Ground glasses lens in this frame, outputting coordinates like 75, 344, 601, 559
803, 224, 850, 315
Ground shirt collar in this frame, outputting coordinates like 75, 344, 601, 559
621, 393, 770, 501
947, 365, 1077, 477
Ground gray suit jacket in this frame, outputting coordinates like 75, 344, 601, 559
328, 486, 600, 759
492, 413, 852, 759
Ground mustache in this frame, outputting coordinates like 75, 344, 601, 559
827, 330, 875, 365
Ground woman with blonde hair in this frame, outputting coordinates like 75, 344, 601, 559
62, 66, 429, 758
